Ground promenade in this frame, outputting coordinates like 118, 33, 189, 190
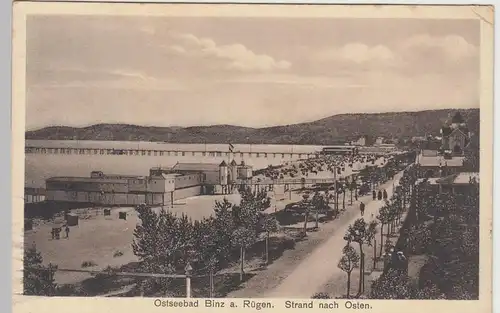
227, 171, 402, 298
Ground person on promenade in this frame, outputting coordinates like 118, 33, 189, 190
65, 225, 70, 238
377, 190, 383, 201
360, 202, 365, 216
383, 189, 388, 200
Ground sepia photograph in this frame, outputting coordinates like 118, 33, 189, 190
11, 2, 493, 312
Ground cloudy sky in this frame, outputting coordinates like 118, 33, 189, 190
26, 16, 479, 130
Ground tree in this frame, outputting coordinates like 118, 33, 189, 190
344, 218, 378, 295
312, 292, 331, 299
387, 202, 397, 235
132, 205, 194, 293
376, 203, 391, 258
232, 227, 256, 281
24, 244, 58, 296
192, 217, 219, 297
338, 244, 360, 298
412, 284, 446, 299
348, 180, 357, 204
341, 183, 347, 209
262, 215, 279, 265
132, 204, 163, 261
234, 187, 271, 234
213, 199, 235, 266
311, 191, 327, 228
300, 193, 312, 236
370, 268, 412, 299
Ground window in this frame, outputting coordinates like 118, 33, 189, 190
192, 152, 196, 156
175, 152, 178, 156
240, 153, 244, 157
147, 151, 152, 156
256, 153, 260, 158
154, 151, 158, 156
182, 152, 185, 156
142, 151, 146, 156
282, 154, 285, 158
160, 151, 164, 156
202, 152, 206, 156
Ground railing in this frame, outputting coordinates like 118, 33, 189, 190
24, 146, 317, 159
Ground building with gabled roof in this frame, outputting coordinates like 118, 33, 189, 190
440, 112, 471, 156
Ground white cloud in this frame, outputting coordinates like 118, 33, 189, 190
399, 34, 478, 62
315, 43, 395, 64
168, 32, 291, 72
221, 73, 366, 89
32, 67, 186, 91
313, 34, 478, 71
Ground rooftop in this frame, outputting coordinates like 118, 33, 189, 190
172, 162, 220, 172
417, 155, 464, 167
46, 176, 131, 184
415, 177, 441, 185
437, 172, 480, 185
415, 172, 480, 186
25, 187, 47, 195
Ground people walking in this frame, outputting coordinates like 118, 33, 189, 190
372, 190, 376, 200
377, 190, 383, 201
65, 225, 70, 238
360, 202, 365, 216
383, 189, 388, 200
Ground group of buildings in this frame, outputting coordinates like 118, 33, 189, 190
41, 160, 253, 206
25, 111, 477, 209
415, 112, 478, 188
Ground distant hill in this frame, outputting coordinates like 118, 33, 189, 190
26, 108, 480, 145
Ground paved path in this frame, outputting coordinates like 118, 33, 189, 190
264, 171, 403, 298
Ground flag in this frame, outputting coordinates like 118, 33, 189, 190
229, 143, 234, 152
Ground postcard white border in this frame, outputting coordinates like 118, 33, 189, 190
11, 3, 494, 312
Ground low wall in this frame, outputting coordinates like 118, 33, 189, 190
173, 186, 202, 201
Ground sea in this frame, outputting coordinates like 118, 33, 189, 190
25, 140, 325, 188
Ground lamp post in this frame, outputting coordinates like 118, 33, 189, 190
302, 193, 310, 236
183, 244, 196, 298
184, 262, 193, 298
333, 165, 338, 211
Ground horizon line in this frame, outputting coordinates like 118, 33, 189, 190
25, 106, 480, 132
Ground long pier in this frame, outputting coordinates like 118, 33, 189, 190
24, 146, 317, 159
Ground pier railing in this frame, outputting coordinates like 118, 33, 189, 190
24, 146, 317, 159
